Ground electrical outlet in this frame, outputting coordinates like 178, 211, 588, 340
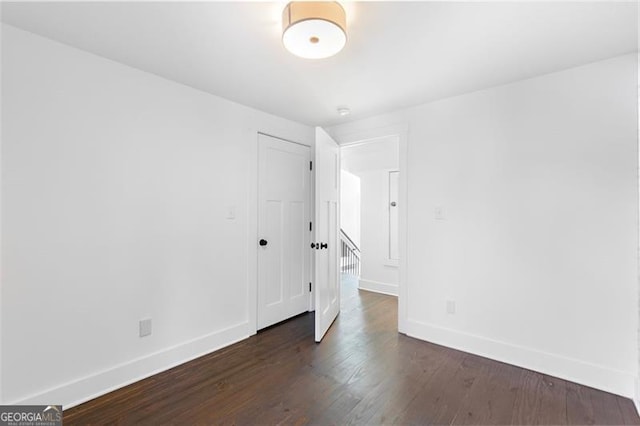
226, 205, 236, 220
139, 318, 152, 337
446, 300, 456, 315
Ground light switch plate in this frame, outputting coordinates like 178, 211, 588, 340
446, 300, 456, 315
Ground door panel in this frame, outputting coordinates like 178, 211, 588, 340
314, 128, 340, 342
258, 134, 311, 330
289, 201, 306, 300
389, 171, 399, 260
265, 200, 283, 306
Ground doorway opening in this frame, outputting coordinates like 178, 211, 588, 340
339, 136, 400, 304
252, 127, 406, 341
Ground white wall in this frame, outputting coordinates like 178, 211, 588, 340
329, 53, 639, 397
358, 170, 399, 295
341, 137, 399, 173
339, 170, 360, 248
0, 24, 313, 406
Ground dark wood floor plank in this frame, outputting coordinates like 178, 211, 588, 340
535, 374, 568, 425
567, 381, 596, 425
64, 275, 640, 425
393, 349, 472, 425
588, 385, 626, 425
619, 397, 640, 425
451, 357, 524, 425
511, 370, 569, 426
511, 370, 546, 425
342, 339, 453, 425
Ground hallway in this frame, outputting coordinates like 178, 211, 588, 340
64, 276, 638, 425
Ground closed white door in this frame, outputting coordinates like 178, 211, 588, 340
258, 134, 311, 330
314, 128, 340, 342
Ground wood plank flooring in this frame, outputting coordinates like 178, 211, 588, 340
64, 275, 639, 425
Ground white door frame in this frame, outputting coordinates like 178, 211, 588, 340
246, 125, 407, 335
330, 124, 409, 333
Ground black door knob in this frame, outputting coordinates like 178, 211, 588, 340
320, 242, 328, 249
259, 239, 268, 246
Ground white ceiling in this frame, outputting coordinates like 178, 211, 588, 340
1, 2, 637, 127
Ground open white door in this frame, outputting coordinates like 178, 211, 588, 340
314, 128, 340, 342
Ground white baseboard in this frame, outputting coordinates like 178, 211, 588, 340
406, 319, 635, 398
9, 322, 250, 409
358, 279, 398, 296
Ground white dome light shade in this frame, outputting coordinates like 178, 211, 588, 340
282, 2, 347, 59
283, 19, 346, 59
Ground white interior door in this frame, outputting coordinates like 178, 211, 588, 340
314, 128, 340, 342
258, 134, 311, 330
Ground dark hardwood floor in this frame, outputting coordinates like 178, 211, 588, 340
64, 275, 639, 425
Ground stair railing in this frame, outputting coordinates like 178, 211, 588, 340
340, 229, 361, 277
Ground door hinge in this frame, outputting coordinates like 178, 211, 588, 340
309, 222, 312, 231
310, 161, 313, 171
309, 282, 312, 292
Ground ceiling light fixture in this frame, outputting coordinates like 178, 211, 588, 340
282, 2, 347, 59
